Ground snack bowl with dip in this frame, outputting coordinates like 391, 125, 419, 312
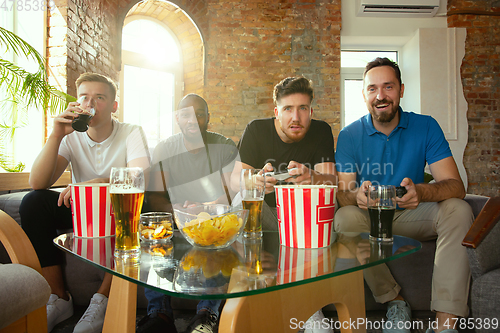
173, 204, 248, 249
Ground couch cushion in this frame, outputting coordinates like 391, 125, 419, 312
0, 191, 30, 225
471, 268, 500, 322
0, 263, 51, 329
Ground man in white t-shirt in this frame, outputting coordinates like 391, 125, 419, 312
20, 73, 150, 333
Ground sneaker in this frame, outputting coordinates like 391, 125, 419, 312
73, 293, 108, 333
185, 310, 218, 333
136, 313, 177, 333
47, 293, 74, 332
383, 300, 412, 333
304, 310, 333, 333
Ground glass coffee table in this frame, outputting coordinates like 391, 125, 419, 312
54, 231, 420, 333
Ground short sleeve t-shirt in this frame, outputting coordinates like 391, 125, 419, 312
59, 119, 150, 183
335, 109, 452, 187
238, 118, 335, 207
150, 132, 239, 205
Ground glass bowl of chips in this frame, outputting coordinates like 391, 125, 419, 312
140, 212, 174, 243
173, 204, 248, 249
173, 247, 242, 294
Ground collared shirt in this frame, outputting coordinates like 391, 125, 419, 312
335, 108, 451, 186
59, 119, 149, 183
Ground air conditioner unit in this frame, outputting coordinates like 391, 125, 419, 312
357, 0, 440, 18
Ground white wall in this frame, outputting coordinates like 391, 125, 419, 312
341, 0, 469, 188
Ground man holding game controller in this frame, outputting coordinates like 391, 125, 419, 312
232, 76, 337, 333
334, 57, 474, 333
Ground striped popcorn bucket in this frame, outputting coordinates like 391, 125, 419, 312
277, 243, 336, 285
275, 185, 337, 248
73, 236, 115, 268
70, 183, 115, 238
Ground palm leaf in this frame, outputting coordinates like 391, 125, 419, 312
0, 26, 75, 171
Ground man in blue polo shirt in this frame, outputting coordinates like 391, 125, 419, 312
334, 57, 473, 333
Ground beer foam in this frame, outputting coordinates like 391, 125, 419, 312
110, 185, 144, 194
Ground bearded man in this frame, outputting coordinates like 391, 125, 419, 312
334, 57, 473, 333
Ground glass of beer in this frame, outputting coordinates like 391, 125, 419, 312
110, 167, 145, 258
240, 169, 266, 238
243, 236, 263, 275
368, 185, 396, 242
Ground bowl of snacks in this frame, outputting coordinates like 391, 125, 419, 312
173, 247, 242, 294
140, 212, 174, 243
173, 204, 248, 249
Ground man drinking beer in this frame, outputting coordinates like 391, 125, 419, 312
20, 73, 150, 333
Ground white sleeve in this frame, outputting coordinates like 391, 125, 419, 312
58, 136, 71, 163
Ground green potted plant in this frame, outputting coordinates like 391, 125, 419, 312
0, 26, 73, 172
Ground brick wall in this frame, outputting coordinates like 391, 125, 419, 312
204, 0, 341, 143
448, 0, 500, 196
48, 0, 120, 98
47, 0, 498, 195
50, 0, 341, 144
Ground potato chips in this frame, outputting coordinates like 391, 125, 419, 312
182, 212, 243, 247
180, 248, 241, 278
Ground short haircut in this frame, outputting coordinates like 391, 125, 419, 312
177, 93, 209, 114
75, 73, 117, 100
273, 77, 314, 105
364, 57, 402, 87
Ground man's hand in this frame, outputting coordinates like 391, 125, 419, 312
58, 185, 72, 208
395, 178, 420, 210
51, 101, 89, 139
356, 181, 371, 210
262, 163, 277, 194
286, 161, 312, 185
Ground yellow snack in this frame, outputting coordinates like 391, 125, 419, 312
182, 213, 243, 247
180, 249, 240, 278
152, 225, 167, 239
141, 220, 173, 240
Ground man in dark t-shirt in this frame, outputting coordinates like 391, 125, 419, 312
233, 76, 337, 208
232, 77, 337, 333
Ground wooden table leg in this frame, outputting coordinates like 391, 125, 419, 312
102, 276, 137, 333
219, 270, 366, 333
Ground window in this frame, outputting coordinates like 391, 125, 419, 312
121, 18, 183, 149
341, 51, 398, 128
0, 9, 45, 171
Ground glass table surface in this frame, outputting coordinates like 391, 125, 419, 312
53, 231, 421, 300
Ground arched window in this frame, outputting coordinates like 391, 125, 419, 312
120, 17, 183, 149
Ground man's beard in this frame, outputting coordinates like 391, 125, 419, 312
280, 122, 309, 143
369, 100, 398, 123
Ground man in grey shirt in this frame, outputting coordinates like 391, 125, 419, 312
138, 94, 238, 333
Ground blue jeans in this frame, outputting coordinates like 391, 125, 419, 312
145, 288, 222, 319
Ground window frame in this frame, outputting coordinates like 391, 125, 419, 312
119, 15, 184, 147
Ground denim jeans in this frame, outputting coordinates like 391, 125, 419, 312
145, 288, 222, 319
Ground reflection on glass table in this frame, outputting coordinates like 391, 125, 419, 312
54, 231, 420, 333
54, 231, 420, 299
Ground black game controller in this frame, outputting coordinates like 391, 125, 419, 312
396, 186, 407, 198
